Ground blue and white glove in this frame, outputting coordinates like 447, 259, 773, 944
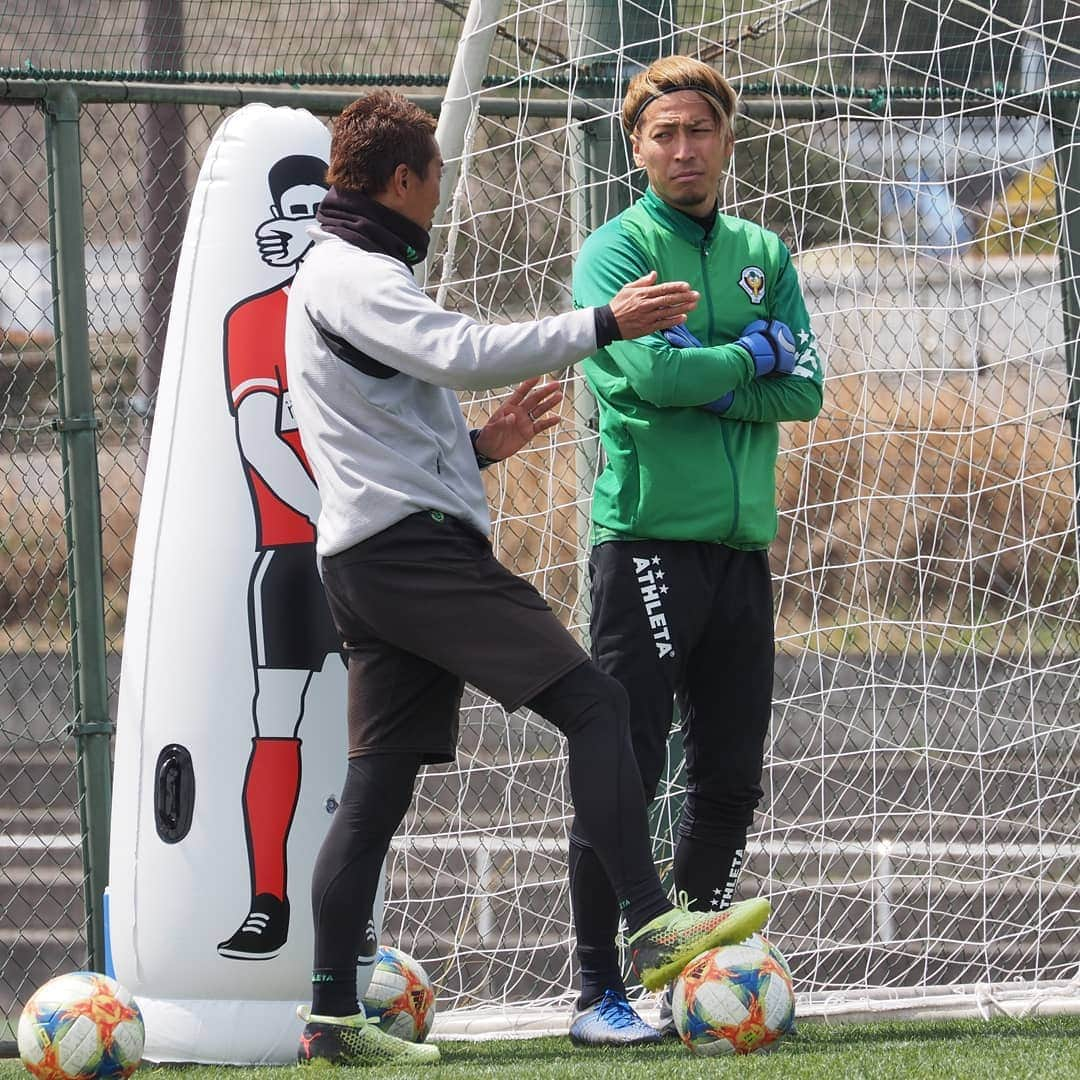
661, 322, 703, 350
736, 318, 797, 377
662, 323, 733, 415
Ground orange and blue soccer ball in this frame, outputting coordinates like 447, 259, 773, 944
17, 972, 145, 1080
361, 946, 436, 1043
672, 934, 795, 1055
746, 931, 794, 985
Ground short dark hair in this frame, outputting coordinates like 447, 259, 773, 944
328, 90, 438, 195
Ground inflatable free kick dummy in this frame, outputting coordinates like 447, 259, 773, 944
109, 104, 382, 1064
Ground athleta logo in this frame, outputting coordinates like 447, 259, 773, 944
711, 848, 745, 909
634, 556, 674, 659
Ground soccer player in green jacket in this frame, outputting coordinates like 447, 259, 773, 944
567, 56, 824, 1046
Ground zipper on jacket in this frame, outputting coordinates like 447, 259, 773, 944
701, 236, 741, 540
699, 238, 716, 335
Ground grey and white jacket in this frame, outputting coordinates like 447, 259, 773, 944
285, 227, 604, 556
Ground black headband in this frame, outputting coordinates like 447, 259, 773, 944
628, 84, 733, 133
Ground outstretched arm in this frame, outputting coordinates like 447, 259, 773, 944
301, 258, 698, 393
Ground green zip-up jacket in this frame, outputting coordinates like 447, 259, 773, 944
573, 186, 824, 548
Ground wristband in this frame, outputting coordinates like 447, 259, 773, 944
594, 304, 621, 347
469, 428, 499, 469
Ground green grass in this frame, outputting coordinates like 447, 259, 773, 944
6, 1016, 1080, 1080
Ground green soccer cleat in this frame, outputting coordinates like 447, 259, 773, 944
296, 1005, 440, 1067
628, 895, 772, 992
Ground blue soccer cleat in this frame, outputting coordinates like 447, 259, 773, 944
656, 984, 678, 1038
568, 989, 663, 1047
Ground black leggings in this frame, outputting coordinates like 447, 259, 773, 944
528, 661, 668, 931
569, 539, 773, 1003
309, 661, 670, 1014
310, 752, 422, 1014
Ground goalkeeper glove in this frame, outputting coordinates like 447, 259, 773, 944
661, 322, 703, 350
736, 318, 797, 377
661, 324, 734, 415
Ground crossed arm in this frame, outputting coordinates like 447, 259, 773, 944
573, 230, 823, 423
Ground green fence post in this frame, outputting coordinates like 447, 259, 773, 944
43, 83, 113, 973
1053, 100, 1080, 523
567, 0, 682, 883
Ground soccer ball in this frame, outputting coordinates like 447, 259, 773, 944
672, 936, 795, 1056
747, 932, 794, 984
361, 946, 435, 1042
17, 972, 145, 1080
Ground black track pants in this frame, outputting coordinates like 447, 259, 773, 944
569, 540, 773, 998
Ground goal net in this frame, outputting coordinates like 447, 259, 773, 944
5, 0, 1075, 1036
389, 0, 1080, 1030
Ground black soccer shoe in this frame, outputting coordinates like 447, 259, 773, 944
216, 892, 290, 959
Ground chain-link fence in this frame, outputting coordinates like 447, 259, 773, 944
2, 82, 1079, 1030
0, 92, 216, 1038
4, 1, 1079, 91
2, 0, 1079, 1041
1, 99, 79, 1043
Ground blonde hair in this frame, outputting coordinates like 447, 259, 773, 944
621, 56, 737, 135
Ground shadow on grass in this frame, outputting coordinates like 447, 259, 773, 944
428, 1015, 1080, 1067
783, 1015, 1080, 1051
434, 1037, 688, 1064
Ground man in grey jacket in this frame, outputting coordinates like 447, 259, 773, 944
286, 90, 771, 1067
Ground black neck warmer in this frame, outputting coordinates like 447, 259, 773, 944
316, 186, 430, 268
686, 202, 719, 236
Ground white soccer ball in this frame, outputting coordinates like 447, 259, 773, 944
361, 945, 436, 1042
17, 972, 145, 1080
747, 932, 794, 983
672, 937, 795, 1055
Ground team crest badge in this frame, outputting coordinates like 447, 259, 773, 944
738, 265, 766, 304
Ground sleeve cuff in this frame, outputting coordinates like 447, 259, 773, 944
469, 428, 499, 469
593, 305, 621, 348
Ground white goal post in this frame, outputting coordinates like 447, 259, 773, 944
389, 0, 1080, 1034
